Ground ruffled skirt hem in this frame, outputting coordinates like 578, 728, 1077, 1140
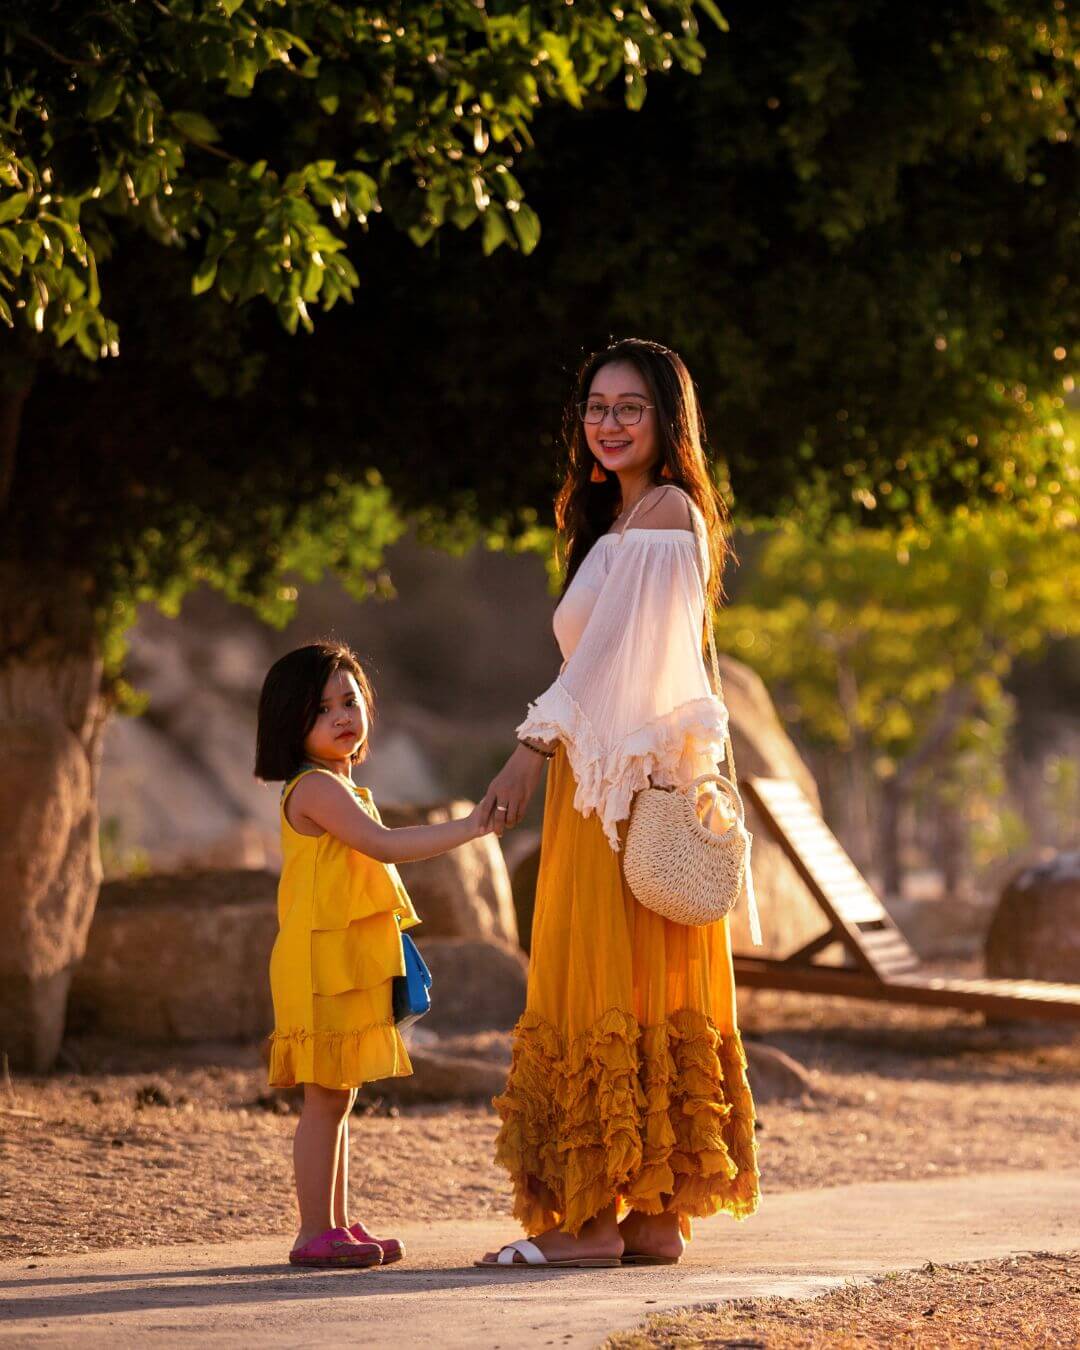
493, 1006, 759, 1239
268, 1022, 412, 1091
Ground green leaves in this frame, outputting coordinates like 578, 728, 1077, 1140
170, 111, 221, 144
0, 192, 29, 226
0, 1, 720, 358
191, 258, 218, 296
540, 32, 582, 110
510, 202, 540, 254
87, 75, 126, 122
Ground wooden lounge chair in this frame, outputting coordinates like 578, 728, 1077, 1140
733, 776, 1080, 1024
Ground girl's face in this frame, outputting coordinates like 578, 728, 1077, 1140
583, 359, 660, 481
303, 667, 368, 768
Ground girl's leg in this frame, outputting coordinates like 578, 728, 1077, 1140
293, 1083, 352, 1247
332, 1089, 359, 1230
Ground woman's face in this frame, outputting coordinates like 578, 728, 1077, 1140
582, 359, 660, 480
303, 667, 368, 766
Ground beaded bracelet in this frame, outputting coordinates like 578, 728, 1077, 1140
518, 737, 556, 760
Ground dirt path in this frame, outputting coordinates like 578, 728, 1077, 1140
2, 1171, 1078, 1348
3, 993, 1077, 1261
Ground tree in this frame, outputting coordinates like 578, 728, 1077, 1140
0, 0, 720, 1068
713, 507, 1080, 895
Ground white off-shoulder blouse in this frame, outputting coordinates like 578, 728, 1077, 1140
517, 513, 730, 852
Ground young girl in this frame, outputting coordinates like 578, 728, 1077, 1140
255, 640, 497, 1269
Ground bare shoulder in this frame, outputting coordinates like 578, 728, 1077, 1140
291, 770, 352, 807
287, 769, 354, 826
635, 485, 694, 532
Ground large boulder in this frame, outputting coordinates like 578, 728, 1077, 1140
380, 803, 520, 946
985, 852, 1080, 983
68, 870, 279, 1042
744, 1042, 814, 1103
100, 714, 278, 874
719, 655, 820, 804
415, 937, 528, 1034
380, 1043, 508, 1104
716, 655, 829, 956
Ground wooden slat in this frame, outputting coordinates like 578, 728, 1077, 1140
744, 776, 918, 977
734, 958, 1080, 1024
741, 776, 1080, 1021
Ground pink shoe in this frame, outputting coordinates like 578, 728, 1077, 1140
289, 1227, 382, 1268
349, 1221, 405, 1265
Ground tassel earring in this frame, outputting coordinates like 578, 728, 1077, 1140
660, 461, 674, 479
590, 461, 608, 483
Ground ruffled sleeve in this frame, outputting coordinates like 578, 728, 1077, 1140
517, 529, 729, 851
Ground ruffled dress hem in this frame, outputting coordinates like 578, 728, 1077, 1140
493, 1006, 759, 1240
268, 1022, 412, 1091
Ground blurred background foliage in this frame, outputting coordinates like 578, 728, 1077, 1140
715, 504, 1080, 892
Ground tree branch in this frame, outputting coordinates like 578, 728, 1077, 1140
11, 27, 106, 69
894, 679, 983, 789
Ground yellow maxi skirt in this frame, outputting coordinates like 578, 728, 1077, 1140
494, 746, 760, 1239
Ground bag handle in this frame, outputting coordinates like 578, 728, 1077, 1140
678, 772, 746, 824
620, 486, 761, 944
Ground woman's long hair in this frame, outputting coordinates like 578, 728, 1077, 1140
555, 338, 731, 611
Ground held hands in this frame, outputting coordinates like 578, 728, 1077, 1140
466, 789, 502, 838
485, 742, 548, 837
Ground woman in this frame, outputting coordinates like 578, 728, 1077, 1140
479, 338, 759, 1269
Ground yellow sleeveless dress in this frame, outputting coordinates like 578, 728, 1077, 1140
267, 767, 419, 1091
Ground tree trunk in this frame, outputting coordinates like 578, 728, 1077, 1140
0, 564, 106, 1071
938, 802, 966, 898
0, 383, 28, 515
879, 776, 903, 899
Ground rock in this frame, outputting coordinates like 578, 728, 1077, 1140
985, 851, 1080, 983
414, 937, 528, 1034
378, 1045, 507, 1104
885, 894, 992, 961
68, 870, 279, 1042
744, 1042, 814, 1103
716, 655, 830, 958
100, 716, 279, 874
508, 844, 543, 955
719, 655, 820, 806
356, 727, 444, 807
380, 804, 520, 946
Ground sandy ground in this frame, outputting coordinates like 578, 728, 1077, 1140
605, 1251, 1080, 1349
2, 989, 1077, 1261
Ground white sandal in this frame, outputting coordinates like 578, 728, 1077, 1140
475, 1238, 621, 1269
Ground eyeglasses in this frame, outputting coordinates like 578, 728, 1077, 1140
577, 399, 654, 426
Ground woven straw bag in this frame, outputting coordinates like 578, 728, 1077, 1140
620, 490, 761, 938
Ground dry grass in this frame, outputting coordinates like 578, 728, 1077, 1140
605, 1251, 1080, 1348
1, 988, 1077, 1262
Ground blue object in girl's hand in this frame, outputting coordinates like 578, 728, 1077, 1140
393, 933, 432, 1030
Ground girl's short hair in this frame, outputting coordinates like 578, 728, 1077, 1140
254, 641, 374, 782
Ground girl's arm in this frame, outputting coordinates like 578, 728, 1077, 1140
288, 774, 497, 864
